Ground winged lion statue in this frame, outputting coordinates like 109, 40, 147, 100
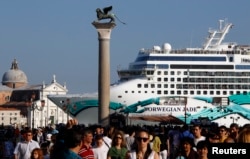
95, 6, 126, 24
96, 6, 115, 23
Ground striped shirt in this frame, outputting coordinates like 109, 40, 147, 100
78, 144, 95, 159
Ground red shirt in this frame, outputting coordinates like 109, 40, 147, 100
78, 144, 95, 159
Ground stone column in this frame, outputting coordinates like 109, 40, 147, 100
92, 22, 116, 126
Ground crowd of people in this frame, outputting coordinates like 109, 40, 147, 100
0, 119, 250, 159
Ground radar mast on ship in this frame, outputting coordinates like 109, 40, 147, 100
203, 19, 233, 50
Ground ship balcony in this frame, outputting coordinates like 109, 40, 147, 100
117, 68, 155, 79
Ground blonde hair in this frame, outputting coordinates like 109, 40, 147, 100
237, 129, 250, 143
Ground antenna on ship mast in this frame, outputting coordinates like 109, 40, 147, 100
219, 19, 224, 31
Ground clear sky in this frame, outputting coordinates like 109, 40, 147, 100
1, 0, 250, 94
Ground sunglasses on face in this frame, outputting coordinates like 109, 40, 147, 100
136, 137, 148, 142
115, 136, 122, 139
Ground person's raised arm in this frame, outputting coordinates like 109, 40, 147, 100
66, 119, 78, 129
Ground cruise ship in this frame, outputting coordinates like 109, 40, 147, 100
48, 20, 250, 126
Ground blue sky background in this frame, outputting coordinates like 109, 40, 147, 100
0, 0, 250, 94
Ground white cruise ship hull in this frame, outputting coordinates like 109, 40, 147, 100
48, 20, 250, 127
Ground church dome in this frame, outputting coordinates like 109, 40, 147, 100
2, 59, 28, 88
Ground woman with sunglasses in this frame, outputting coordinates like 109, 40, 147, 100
130, 129, 159, 159
107, 130, 128, 159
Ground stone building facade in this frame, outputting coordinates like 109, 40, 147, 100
0, 59, 69, 128
0, 107, 25, 126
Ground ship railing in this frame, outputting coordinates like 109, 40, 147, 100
117, 67, 156, 72
139, 48, 246, 55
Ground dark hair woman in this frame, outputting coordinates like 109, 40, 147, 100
129, 128, 159, 159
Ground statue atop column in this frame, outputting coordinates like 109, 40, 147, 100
95, 6, 126, 24
95, 6, 115, 23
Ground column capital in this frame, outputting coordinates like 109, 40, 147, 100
92, 22, 116, 40
92, 21, 116, 29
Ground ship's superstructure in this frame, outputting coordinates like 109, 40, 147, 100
48, 20, 250, 126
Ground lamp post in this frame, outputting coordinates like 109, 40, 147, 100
185, 69, 189, 124
230, 116, 240, 123
60, 98, 71, 122
30, 93, 45, 129
121, 103, 129, 126
66, 98, 70, 121
184, 97, 187, 124
41, 100, 45, 127
10, 117, 12, 125
61, 98, 71, 123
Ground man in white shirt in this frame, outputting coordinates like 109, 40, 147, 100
191, 125, 206, 147
92, 135, 109, 159
14, 129, 40, 159
93, 126, 111, 148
